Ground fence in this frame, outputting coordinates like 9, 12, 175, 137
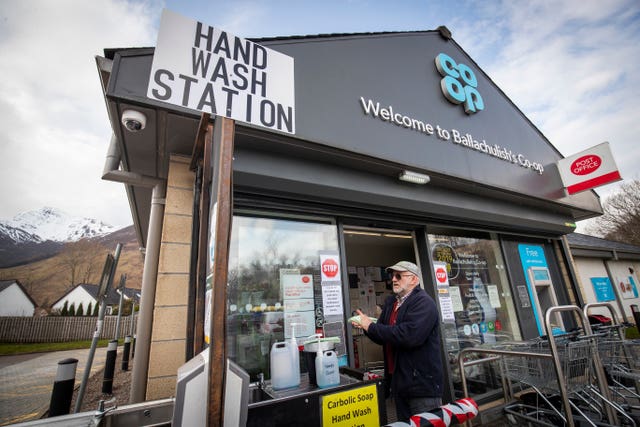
0, 315, 138, 343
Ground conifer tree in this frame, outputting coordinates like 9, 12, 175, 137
61, 300, 69, 316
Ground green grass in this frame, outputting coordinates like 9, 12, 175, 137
0, 339, 126, 356
625, 325, 640, 339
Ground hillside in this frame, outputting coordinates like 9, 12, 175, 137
0, 226, 143, 310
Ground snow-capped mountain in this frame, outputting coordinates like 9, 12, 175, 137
1, 207, 116, 243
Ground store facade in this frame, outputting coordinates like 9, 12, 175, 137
96, 26, 603, 406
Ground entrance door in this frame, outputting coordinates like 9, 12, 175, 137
342, 226, 416, 370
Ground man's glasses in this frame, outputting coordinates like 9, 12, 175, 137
391, 272, 413, 280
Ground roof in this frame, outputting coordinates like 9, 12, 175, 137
0, 279, 38, 307
52, 283, 139, 307
566, 233, 640, 260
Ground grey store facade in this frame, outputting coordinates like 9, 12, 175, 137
98, 26, 603, 413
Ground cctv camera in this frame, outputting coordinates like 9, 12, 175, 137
121, 110, 146, 132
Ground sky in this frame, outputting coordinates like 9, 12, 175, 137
0, 0, 638, 232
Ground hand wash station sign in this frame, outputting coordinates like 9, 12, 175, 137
148, 9, 295, 134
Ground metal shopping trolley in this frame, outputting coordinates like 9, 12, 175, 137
459, 305, 633, 427
584, 302, 640, 416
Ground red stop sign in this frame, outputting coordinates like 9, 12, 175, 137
435, 267, 447, 283
322, 258, 339, 278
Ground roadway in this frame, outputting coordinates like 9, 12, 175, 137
0, 348, 107, 426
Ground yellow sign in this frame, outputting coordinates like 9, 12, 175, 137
320, 383, 379, 426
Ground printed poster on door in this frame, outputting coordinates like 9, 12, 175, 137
320, 252, 341, 283
434, 261, 455, 323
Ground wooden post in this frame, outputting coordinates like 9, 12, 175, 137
207, 117, 235, 426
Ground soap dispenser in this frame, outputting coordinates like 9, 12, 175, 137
289, 323, 301, 388
315, 335, 340, 388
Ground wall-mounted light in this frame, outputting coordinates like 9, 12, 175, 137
399, 170, 430, 185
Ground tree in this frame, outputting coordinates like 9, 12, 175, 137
586, 179, 640, 246
87, 302, 93, 316
61, 300, 69, 316
69, 303, 76, 317
76, 303, 84, 316
58, 239, 108, 287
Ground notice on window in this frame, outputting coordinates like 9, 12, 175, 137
282, 274, 314, 299
320, 252, 341, 283
284, 311, 315, 338
322, 283, 344, 316
448, 286, 464, 312
487, 285, 501, 308
434, 261, 455, 323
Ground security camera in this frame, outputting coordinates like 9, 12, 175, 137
121, 110, 146, 132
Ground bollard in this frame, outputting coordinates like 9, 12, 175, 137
49, 358, 78, 417
102, 340, 118, 394
122, 335, 132, 371
131, 334, 136, 359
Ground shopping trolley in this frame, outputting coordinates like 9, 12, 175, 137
459, 305, 632, 427
584, 302, 640, 415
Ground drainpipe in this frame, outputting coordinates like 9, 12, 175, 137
102, 135, 166, 403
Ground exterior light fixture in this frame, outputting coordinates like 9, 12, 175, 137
399, 170, 430, 185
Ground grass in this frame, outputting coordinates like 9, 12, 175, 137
625, 325, 640, 339
0, 339, 125, 356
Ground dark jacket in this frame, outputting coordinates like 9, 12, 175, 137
364, 286, 443, 398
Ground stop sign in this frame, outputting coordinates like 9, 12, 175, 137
435, 267, 447, 283
322, 258, 339, 278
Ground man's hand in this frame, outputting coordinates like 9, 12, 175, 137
354, 309, 372, 331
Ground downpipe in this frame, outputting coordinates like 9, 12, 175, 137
102, 134, 166, 403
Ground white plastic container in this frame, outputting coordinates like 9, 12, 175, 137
270, 341, 300, 390
315, 349, 340, 388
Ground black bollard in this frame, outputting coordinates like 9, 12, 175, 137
102, 340, 118, 394
131, 334, 136, 359
121, 335, 131, 371
49, 358, 78, 417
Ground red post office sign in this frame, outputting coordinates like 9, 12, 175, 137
557, 142, 622, 195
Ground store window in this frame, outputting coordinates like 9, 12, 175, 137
428, 228, 521, 399
226, 214, 340, 380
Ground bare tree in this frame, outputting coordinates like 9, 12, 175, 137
58, 239, 107, 286
586, 179, 640, 246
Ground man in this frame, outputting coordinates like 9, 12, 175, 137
353, 261, 443, 422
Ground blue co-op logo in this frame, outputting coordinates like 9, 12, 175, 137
435, 53, 484, 114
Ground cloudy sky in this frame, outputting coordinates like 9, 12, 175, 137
0, 0, 638, 231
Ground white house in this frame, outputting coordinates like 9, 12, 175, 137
0, 280, 36, 316
52, 283, 138, 315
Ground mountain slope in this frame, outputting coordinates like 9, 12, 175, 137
0, 207, 117, 268
0, 225, 143, 309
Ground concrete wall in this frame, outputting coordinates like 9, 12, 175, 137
146, 154, 194, 400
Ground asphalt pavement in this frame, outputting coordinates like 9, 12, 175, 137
0, 348, 107, 426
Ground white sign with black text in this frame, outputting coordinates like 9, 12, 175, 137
148, 9, 295, 134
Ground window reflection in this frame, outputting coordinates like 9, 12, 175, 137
428, 230, 520, 399
226, 215, 339, 380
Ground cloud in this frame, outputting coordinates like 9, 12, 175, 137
0, 0, 160, 227
452, 0, 639, 212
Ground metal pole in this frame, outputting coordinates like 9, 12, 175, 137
114, 274, 127, 340
130, 183, 166, 403
102, 340, 118, 394
48, 358, 78, 417
74, 243, 122, 413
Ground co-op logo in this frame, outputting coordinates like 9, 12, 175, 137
435, 53, 484, 114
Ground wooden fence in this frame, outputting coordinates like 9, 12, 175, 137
0, 315, 138, 343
